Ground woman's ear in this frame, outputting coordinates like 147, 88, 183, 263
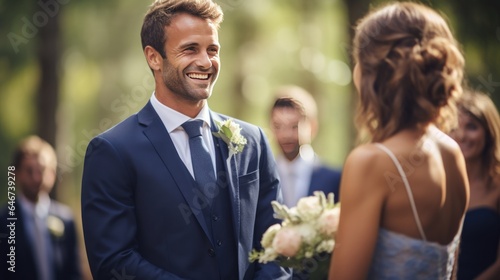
353, 63, 361, 92
144, 46, 163, 72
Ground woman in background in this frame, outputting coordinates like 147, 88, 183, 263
329, 2, 469, 279
451, 91, 500, 280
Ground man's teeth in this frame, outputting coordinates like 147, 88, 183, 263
188, 73, 209, 80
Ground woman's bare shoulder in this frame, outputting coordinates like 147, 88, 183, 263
341, 143, 393, 204
346, 143, 386, 164
428, 126, 463, 160
344, 143, 392, 177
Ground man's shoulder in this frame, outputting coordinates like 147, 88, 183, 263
212, 113, 263, 137
313, 157, 341, 175
314, 163, 341, 175
214, 113, 259, 129
88, 109, 147, 150
311, 160, 342, 185
49, 199, 76, 222
94, 102, 154, 142
99, 114, 140, 139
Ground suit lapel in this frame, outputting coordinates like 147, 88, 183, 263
210, 113, 241, 241
139, 102, 212, 243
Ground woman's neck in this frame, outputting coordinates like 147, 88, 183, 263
466, 157, 487, 182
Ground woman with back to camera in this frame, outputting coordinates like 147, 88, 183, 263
328, 2, 469, 279
451, 90, 500, 280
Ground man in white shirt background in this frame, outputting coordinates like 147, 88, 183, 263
269, 85, 341, 207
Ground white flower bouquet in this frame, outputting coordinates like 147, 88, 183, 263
249, 191, 340, 278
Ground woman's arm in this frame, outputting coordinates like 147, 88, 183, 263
329, 145, 388, 280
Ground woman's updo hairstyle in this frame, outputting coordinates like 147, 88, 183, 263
353, 2, 464, 142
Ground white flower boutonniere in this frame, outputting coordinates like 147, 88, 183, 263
213, 119, 247, 155
47, 215, 65, 239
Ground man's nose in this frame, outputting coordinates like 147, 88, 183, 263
195, 52, 212, 69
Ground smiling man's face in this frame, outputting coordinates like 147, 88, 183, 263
161, 12, 220, 103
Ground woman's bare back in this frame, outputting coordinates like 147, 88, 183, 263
377, 126, 469, 245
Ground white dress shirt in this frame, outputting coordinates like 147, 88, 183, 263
150, 92, 216, 178
276, 149, 314, 208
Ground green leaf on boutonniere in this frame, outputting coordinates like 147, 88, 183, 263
213, 119, 247, 155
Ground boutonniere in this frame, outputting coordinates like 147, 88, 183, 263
47, 215, 65, 239
213, 119, 247, 156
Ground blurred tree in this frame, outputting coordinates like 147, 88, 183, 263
36, 0, 62, 147
448, 0, 500, 101
1, 0, 63, 147
340, 0, 371, 147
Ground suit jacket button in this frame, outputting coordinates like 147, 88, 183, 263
208, 248, 215, 257
212, 215, 219, 221
217, 240, 222, 246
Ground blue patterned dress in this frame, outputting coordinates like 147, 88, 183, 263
367, 144, 462, 279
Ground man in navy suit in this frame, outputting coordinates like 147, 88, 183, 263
81, 0, 291, 279
270, 85, 342, 207
0, 135, 82, 280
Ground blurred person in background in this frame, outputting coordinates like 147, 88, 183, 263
0, 135, 82, 280
269, 85, 341, 279
269, 85, 341, 208
450, 90, 500, 280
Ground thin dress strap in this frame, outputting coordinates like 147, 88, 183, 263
374, 143, 427, 241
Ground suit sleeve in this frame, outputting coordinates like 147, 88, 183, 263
252, 128, 292, 279
81, 137, 185, 280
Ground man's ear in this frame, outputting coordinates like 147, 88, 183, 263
299, 118, 319, 145
310, 118, 319, 142
144, 46, 163, 71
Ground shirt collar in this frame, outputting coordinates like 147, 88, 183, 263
150, 92, 212, 132
277, 146, 316, 170
18, 192, 51, 219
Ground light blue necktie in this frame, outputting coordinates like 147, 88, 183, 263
182, 120, 216, 201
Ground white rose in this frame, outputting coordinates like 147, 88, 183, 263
296, 196, 323, 220
297, 222, 318, 244
318, 207, 340, 235
316, 239, 335, 253
272, 226, 302, 257
227, 120, 240, 134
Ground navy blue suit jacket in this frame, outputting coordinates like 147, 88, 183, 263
0, 199, 82, 280
81, 102, 291, 280
308, 161, 342, 203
